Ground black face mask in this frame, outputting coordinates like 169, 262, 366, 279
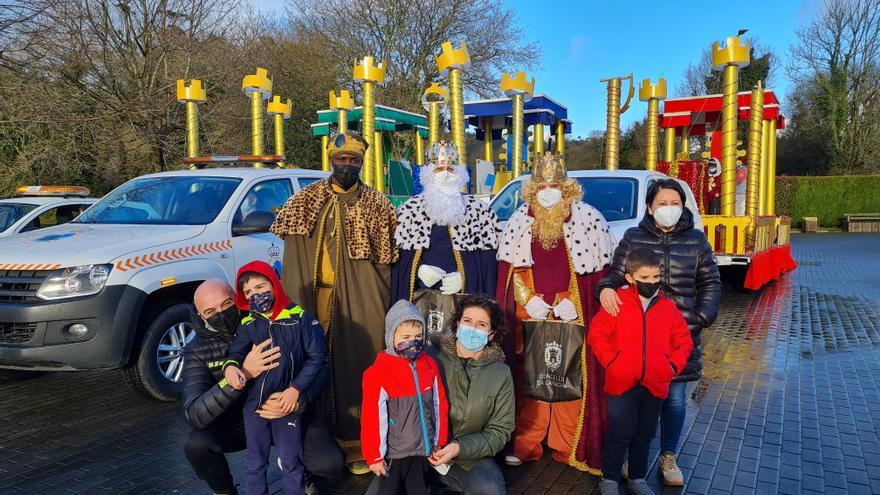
204, 305, 241, 335
331, 164, 361, 190
634, 280, 660, 299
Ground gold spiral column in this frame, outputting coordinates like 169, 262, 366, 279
501, 72, 535, 179
422, 83, 448, 146
176, 79, 207, 168
533, 124, 545, 154
765, 118, 778, 215
321, 135, 330, 172
242, 68, 273, 168
600, 74, 634, 171
435, 42, 471, 166
267, 96, 292, 168
639, 78, 667, 171
354, 57, 387, 189
415, 129, 425, 165
759, 120, 770, 215
711, 36, 750, 216
482, 117, 493, 162
745, 82, 764, 247
555, 119, 566, 163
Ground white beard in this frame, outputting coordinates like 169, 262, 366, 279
419, 163, 470, 226
422, 185, 466, 226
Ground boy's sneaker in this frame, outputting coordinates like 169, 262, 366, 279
504, 455, 523, 466
347, 460, 370, 475
598, 478, 619, 495
625, 479, 654, 495
659, 452, 684, 486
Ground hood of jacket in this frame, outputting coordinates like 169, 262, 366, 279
384, 299, 426, 354
235, 260, 291, 320
639, 205, 695, 236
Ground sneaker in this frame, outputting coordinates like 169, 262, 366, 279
504, 455, 523, 466
658, 452, 684, 486
625, 478, 654, 495
598, 478, 619, 495
621, 460, 629, 480
347, 460, 370, 475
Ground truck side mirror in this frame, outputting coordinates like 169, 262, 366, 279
232, 211, 275, 236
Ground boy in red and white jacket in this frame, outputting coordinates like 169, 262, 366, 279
589, 248, 693, 495
361, 300, 449, 495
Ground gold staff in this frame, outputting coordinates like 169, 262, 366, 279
746, 81, 764, 247
267, 96, 292, 168
422, 83, 448, 146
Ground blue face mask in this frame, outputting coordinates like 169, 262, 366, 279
395, 339, 425, 361
457, 324, 490, 352
248, 291, 275, 314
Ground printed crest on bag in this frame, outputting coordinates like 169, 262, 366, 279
426, 308, 446, 335
544, 341, 563, 371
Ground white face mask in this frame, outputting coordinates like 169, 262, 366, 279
433, 170, 459, 188
536, 187, 563, 209
653, 205, 683, 228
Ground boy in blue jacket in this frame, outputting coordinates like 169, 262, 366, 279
223, 260, 327, 495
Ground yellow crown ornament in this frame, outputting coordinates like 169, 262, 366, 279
427, 140, 460, 167
530, 152, 567, 183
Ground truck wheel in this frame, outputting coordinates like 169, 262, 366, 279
124, 303, 195, 401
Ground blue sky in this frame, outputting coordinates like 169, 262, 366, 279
255, 0, 821, 136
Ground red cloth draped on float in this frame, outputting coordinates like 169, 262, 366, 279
744, 244, 798, 290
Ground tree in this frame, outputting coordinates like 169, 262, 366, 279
787, 0, 880, 174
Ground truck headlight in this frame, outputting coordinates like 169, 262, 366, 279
37, 264, 113, 300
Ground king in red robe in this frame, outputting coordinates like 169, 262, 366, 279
496, 152, 615, 474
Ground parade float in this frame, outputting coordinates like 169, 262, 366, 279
631, 36, 797, 289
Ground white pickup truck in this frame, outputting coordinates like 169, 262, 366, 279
0, 167, 327, 400
489, 169, 704, 245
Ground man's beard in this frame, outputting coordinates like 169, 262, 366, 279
422, 184, 466, 226
531, 201, 572, 250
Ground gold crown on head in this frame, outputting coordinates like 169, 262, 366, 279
530, 152, 567, 182
427, 140, 460, 167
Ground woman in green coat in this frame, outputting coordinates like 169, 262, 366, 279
427, 294, 515, 494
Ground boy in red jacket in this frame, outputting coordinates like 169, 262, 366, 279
361, 300, 449, 495
589, 248, 693, 495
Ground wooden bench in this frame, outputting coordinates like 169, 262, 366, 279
845, 213, 880, 233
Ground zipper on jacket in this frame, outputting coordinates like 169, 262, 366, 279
410, 362, 431, 456
258, 318, 274, 407
639, 297, 660, 382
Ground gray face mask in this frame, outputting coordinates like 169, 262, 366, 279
653, 205, 683, 228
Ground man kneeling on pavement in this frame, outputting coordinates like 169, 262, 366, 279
182, 278, 345, 495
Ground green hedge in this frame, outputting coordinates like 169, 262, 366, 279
776, 175, 880, 227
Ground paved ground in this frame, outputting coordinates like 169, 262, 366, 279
1, 233, 878, 494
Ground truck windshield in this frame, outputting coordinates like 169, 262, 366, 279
491, 177, 639, 222
76, 177, 241, 225
0, 203, 38, 232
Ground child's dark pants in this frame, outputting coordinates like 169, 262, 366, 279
602, 384, 664, 480
243, 409, 304, 495
375, 456, 428, 495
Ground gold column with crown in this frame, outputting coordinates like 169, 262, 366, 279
501, 72, 535, 179
329, 90, 353, 134
176, 79, 207, 169
435, 41, 471, 167
242, 68, 273, 168
711, 36, 750, 215
353, 56, 387, 189
639, 78, 667, 171
267, 96, 292, 168
600, 74, 634, 171
422, 83, 448, 146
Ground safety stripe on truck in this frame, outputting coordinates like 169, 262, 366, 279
113, 240, 233, 273
0, 263, 63, 271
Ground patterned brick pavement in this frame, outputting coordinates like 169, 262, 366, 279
1, 233, 878, 494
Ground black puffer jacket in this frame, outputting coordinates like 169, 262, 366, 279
182, 311, 330, 430
597, 207, 721, 382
